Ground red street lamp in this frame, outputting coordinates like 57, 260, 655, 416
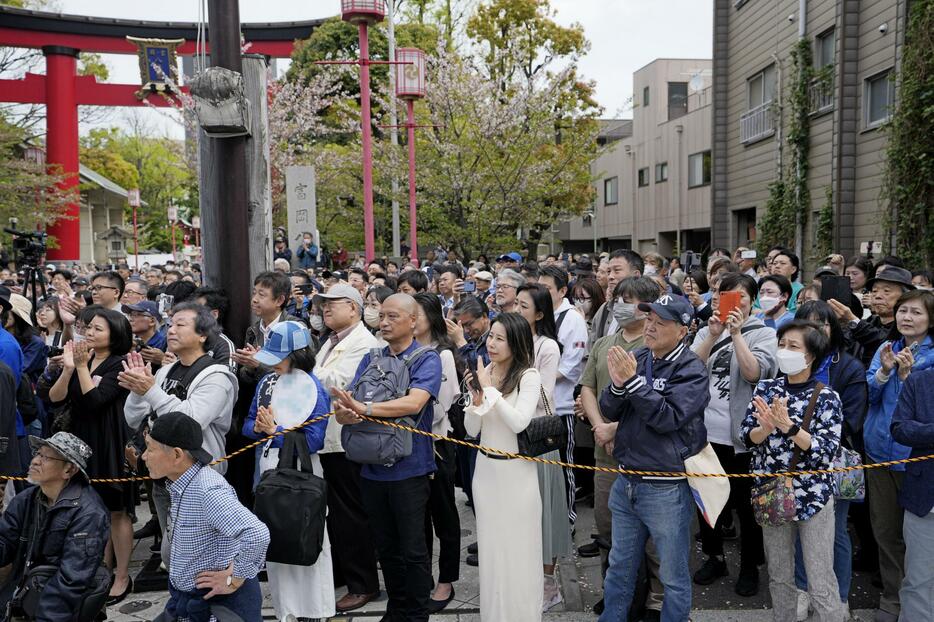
341, 0, 386, 262
394, 47, 426, 263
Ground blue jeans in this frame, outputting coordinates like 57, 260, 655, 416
163, 577, 262, 622
600, 476, 694, 622
794, 498, 852, 601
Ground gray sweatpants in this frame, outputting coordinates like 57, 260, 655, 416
900, 509, 934, 622
762, 499, 843, 622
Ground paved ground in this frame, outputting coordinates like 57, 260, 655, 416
109, 484, 882, 621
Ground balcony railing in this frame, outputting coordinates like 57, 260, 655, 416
740, 101, 775, 144
808, 78, 834, 114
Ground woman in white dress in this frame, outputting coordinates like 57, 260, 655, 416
516, 284, 573, 611
242, 321, 335, 621
465, 312, 543, 621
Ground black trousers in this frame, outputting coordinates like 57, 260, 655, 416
425, 439, 461, 584
361, 474, 432, 622
320, 452, 380, 594
697, 443, 764, 569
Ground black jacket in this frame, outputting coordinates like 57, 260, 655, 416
600, 342, 710, 472
0, 481, 110, 621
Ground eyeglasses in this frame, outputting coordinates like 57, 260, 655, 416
497, 283, 517, 291
89, 285, 118, 293
31, 449, 68, 464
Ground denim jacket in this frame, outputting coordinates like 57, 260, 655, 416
865, 336, 934, 470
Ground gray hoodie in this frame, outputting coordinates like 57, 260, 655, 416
124, 361, 239, 473
692, 316, 778, 452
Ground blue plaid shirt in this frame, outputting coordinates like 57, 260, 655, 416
167, 463, 270, 592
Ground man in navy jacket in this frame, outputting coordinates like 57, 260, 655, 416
598, 294, 709, 622
891, 367, 934, 621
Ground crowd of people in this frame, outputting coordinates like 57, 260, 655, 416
0, 242, 930, 622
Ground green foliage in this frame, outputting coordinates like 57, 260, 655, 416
758, 38, 812, 255
882, 0, 934, 269
814, 186, 834, 261
0, 118, 75, 243
78, 53, 109, 81
466, 0, 587, 87
79, 127, 195, 252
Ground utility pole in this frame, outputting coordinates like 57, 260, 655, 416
202, 0, 251, 346
387, 0, 401, 258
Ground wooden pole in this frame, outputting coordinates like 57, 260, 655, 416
242, 54, 272, 279
201, 0, 251, 346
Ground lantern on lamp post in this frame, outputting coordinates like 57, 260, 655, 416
395, 47, 426, 264
340, 0, 386, 262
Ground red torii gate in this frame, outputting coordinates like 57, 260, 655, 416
0, 5, 323, 260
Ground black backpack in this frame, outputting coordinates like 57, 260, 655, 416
253, 432, 328, 566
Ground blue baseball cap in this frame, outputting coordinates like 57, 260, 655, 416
638, 294, 694, 327
254, 321, 312, 366
123, 300, 160, 319
496, 252, 522, 263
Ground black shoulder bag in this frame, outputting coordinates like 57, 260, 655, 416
7, 491, 112, 622
516, 379, 568, 458
254, 432, 328, 566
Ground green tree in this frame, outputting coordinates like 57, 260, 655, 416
882, 0, 934, 268
80, 124, 195, 252
0, 118, 76, 245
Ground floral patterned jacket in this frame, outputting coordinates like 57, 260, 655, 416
741, 377, 843, 521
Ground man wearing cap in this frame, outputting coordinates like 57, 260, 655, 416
0, 432, 110, 620
143, 413, 269, 622
496, 252, 522, 272
312, 283, 382, 612
598, 294, 709, 622
828, 266, 916, 368
473, 271, 493, 300
126, 299, 168, 360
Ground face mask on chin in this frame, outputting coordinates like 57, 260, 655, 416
776, 348, 809, 376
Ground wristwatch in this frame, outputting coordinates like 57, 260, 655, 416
365, 401, 373, 417
785, 423, 801, 438
848, 318, 860, 330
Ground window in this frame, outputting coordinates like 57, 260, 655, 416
816, 29, 835, 68
668, 82, 688, 120
688, 151, 711, 187
643, 86, 650, 107
747, 65, 776, 110
655, 162, 669, 183
111, 241, 123, 251
865, 70, 894, 128
604, 176, 618, 205
638, 168, 650, 187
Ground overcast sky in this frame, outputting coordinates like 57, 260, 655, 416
55, 0, 712, 137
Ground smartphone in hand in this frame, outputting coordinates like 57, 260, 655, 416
718, 291, 742, 320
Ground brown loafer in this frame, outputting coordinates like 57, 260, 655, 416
336, 591, 379, 612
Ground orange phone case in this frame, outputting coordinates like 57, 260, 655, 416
719, 291, 742, 320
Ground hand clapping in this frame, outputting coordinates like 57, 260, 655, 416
607, 346, 637, 387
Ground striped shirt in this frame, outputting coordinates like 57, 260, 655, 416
167, 463, 269, 592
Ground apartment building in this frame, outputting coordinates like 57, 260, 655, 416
558, 59, 714, 257
712, 0, 905, 260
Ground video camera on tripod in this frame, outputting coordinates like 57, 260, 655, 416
4, 221, 47, 267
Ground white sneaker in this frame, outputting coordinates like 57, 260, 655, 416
796, 589, 811, 622
543, 574, 563, 612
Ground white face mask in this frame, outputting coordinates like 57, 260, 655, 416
574, 299, 592, 316
776, 348, 809, 376
644, 266, 658, 276
758, 296, 781, 313
308, 315, 325, 332
364, 307, 380, 328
